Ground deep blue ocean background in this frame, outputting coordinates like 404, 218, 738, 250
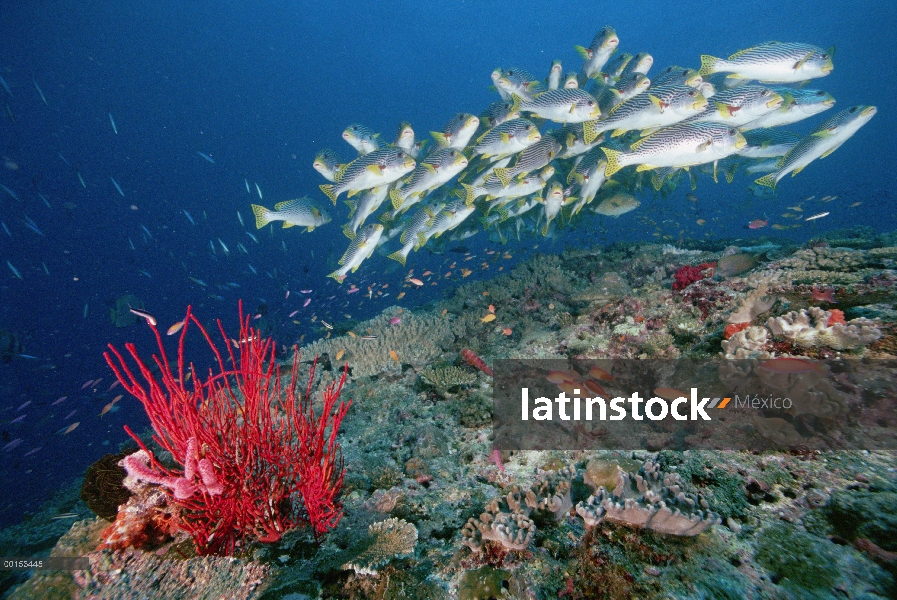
0, 0, 894, 527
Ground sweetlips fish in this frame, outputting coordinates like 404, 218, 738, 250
754, 105, 876, 189
563, 72, 580, 88
343, 186, 389, 237
739, 128, 802, 159
492, 67, 544, 102
319, 148, 416, 203
739, 87, 835, 130
431, 113, 480, 149
387, 200, 445, 265
593, 84, 707, 137
624, 52, 653, 76
479, 100, 520, 129
649, 66, 702, 88
687, 85, 784, 126
461, 165, 555, 205
602, 121, 747, 177
511, 88, 601, 126
547, 60, 563, 90
418, 197, 477, 246
342, 123, 381, 155
538, 181, 575, 235
328, 223, 384, 282
596, 72, 650, 115
493, 136, 562, 186
602, 52, 633, 83
312, 148, 344, 182
471, 118, 541, 159
251, 197, 331, 231
388, 148, 468, 213
699, 41, 834, 83
394, 122, 427, 159
576, 26, 619, 81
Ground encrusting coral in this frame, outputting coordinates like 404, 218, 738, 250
341, 518, 418, 576
766, 306, 881, 350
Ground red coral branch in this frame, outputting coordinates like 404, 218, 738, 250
104, 301, 351, 555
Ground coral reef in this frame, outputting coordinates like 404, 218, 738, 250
767, 306, 882, 350
576, 459, 720, 536
300, 307, 455, 378
341, 517, 418, 576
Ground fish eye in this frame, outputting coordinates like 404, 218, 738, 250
849, 106, 858, 113
687, 90, 696, 96
761, 89, 770, 96
728, 128, 736, 135
821, 54, 829, 59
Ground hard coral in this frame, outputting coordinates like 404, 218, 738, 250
672, 262, 716, 291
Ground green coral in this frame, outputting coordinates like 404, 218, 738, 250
655, 451, 750, 520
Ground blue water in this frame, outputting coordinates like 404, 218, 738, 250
0, 0, 894, 527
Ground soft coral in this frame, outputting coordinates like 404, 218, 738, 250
672, 262, 716, 291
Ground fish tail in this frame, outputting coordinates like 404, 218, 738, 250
582, 120, 600, 145
388, 188, 403, 211
250, 204, 271, 229
341, 224, 355, 240
327, 271, 346, 284
754, 173, 778, 189
460, 183, 476, 207
601, 147, 624, 177
319, 184, 337, 204
493, 168, 512, 187
387, 250, 407, 266
698, 55, 720, 77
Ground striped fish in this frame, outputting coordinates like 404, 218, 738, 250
686, 85, 784, 126
312, 148, 344, 182
387, 201, 445, 265
512, 88, 601, 125
493, 136, 561, 187
602, 122, 747, 177
251, 197, 331, 231
471, 118, 541, 159
594, 84, 707, 138
576, 26, 619, 81
431, 113, 480, 149
342, 123, 381, 155
319, 148, 415, 204
343, 186, 389, 237
479, 100, 520, 129
740, 87, 835, 131
754, 105, 876, 189
699, 41, 834, 83
739, 128, 803, 159
328, 223, 384, 282
388, 148, 468, 213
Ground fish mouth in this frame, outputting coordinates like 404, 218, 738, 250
734, 133, 747, 149
821, 62, 834, 74
529, 131, 542, 141
823, 98, 836, 107
861, 106, 877, 116
766, 93, 784, 109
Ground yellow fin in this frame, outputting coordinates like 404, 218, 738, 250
601, 147, 624, 177
698, 54, 720, 77
387, 250, 407, 266
754, 173, 777, 189
574, 45, 591, 61
422, 162, 437, 174
250, 204, 270, 229
342, 224, 355, 240
461, 183, 476, 206
791, 166, 804, 175
793, 52, 813, 71
389, 188, 403, 211
494, 168, 512, 187
273, 200, 292, 210
366, 164, 383, 176
635, 164, 656, 172
582, 120, 600, 144
611, 128, 627, 138
327, 271, 346, 283
282, 222, 295, 228
319, 184, 337, 204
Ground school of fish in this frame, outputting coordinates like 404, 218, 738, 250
264, 33, 875, 283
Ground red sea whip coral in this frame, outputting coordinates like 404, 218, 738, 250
672, 262, 716, 291
104, 302, 351, 555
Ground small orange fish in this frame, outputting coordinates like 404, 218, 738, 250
461, 269, 472, 278
112, 394, 123, 403
480, 313, 496, 323
546, 370, 578, 384
441, 308, 448, 317
445, 271, 452, 277
382, 283, 389, 289
583, 380, 607, 398
347, 331, 356, 338
503, 253, 512, 259
488, 304, 495, 314
166, 320, 185, 336
99, 402, 116, 417
422, 270, 432, 276
589, 366, 615, 381
335, 349, 345, 361
389, 349, 399, 363
501, 328, 512, 336
397, 292, 405, 299
407, 278, 424, 286
483, 291, 490, 296
60, 422, 80, 435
